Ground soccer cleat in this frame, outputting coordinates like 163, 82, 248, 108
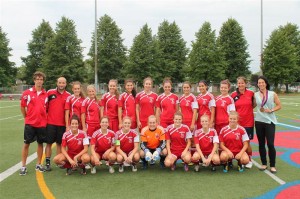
171, 164, 176, 171
150, 159, 155, 165
184, 163, 189, 172
91, 166, 96, 174
66, 168, 72, 175
81, 167, 87, 175
85, 164, 91, 169
19, 167, 27, 176
211, 165, 216, 172
142, 161, 148, 170
245, 161, 253, 169
45, 163, 51, 171
35, 164, 45, 172
160, 160, 165, 169
228, 161, 233, 169
109, 166, 115, 174
194, 164, 200, 172
119, 164, 124, 173
237, 164, 244, 172
131, 164, 137, 172
223, 163, 229, 173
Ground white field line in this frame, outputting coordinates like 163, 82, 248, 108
277, 123, 300, 130
0, 115, 22, 121
252, 159, 286, 185
0, 105, 19, 109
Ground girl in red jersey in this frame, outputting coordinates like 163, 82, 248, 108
100, 79, 119, 132
136, 77, 158, 130
196, 80, 216, 129
65, 81, 85, 131
192, 115, 220, 172
115, 116, 140, 172
231, 76, 255, 169
179, 81, 198, 131
81, 85, 101, 138
219, 111, 250, 173
215, 79, 235, 134
53, 115, 90, 175
90, 117, 117, 174
155, 78, 179, 128
164, 112, 192, 171
118, 79, 137, 129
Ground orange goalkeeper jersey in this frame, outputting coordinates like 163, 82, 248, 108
140, 127, 165, 149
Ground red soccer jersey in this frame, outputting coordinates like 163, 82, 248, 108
47, 89, 71, 126
165, 124, 192, 153
194, 128, 219, 154
61, 130, 89, 155
136, 91, 158, 123
100, 92, 118, 120
179, 94, 198, 126
90, 129, 115, 154
219, 125, 249, 153
231, 89, 254, 127
65, 95, 85, 124
81, 98, 100, 124
196, 92, 215, 127
156, 93, 179, 127
118, 92, 136, 122
115, 129, 139, 154
215, 95, 235, 125
20, 86, 48, 127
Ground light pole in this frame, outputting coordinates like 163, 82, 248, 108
94, 0, 98, 92
260, 0, 263, 75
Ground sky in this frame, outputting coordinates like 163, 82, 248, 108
1, 0, 299, 73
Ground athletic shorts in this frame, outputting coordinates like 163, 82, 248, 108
170, 150, 185, 160
130, 120, 137, 129
109, 119, 119, 133
244, 127, 254, 140
24, 124, 47, 144
215, 123, 228, 135
160, 120, 173, 129
46, 124, 66, 144
86, 123, 101, 138
140, 121, 148, 130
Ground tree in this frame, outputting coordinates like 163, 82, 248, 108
122, 24, 159, 85
188, 22, 226, 83
156, 20, 188, 83
0, 27, 16, 87
21, 20, 54, 85
43, 16, 85, 89
89, 14, 127, 83
217, 18, 251, 82
262, 24, 299, 92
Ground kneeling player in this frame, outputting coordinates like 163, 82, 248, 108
219, 111, 249, 172
192, 115, 220, 172
53, 115, 90, 175
140, 115, 167, 169
164, 112, 192, 171
90, 117, 117, 174
115, 117, 140, 172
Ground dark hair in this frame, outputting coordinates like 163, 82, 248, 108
163, 77, 172, 86
182, 81, 191, 88
71, 81, 85, 98
257, 76, 270, 90
70, 114, 80, 123
33, 71, 46, 81
124, 79, 136, 98
199, 80, 209, 87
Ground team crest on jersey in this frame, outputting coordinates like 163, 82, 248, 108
185, 101, 190, 107
149, 97, 154, 103
209, 136, 213, 143
106, 137, 111, 144
202, 99, 207, 105
155, 133, 159, 139
170, 98, 175, 104
128, 136, 133, 143
221, 100, 226, 107
179, 132, 185, 138
77, 138, 82, 145
235, 133, 240, 140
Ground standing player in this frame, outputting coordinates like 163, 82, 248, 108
231, 76, 255, 169
140, 115, 167, 169
179, 81, 198, 131
115, 117, 140, 172
53, 115, 90, 175
45, 77, 70, 171
118, 79, 137, 129
90, 117, 117, 174
136, 77, 158, 130
20, 71, 48, 175
215, 79, 235, 134
156, 78, 179, 128
219, 111, 250, 173
65, 81, 85, 131
192, 115, 220, 172
81, 85, 100, 138
100, 79, 119, 132
164, 112, 192, 171
196, 80, 216, 129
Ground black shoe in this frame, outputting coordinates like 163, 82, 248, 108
142, 161, 148, 170
211, 165, 216, 172
35, 164, 45, 172
19, 167, 27, 176
228, 161, 233, 169
81, 167, 87, 175
45, 163, 51, 171
66, 168, 72, 175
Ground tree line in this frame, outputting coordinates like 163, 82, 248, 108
1, 15, 299, 91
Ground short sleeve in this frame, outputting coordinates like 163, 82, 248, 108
208, 98, 216, 108
134, 132, 140, 143
20, 92, 28, 107
185, 131, 192, 139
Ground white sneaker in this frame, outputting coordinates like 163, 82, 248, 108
91, 166, 96, 174
131, 164, 137, 172
245, 161, 253, 169
85, 164, 91, 169
194, 164, 200, 172
119, 164, 124, 173
109, 166, 115, 173
123, 162, 130, 167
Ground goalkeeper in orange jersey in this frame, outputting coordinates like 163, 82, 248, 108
140, 115, 167, 169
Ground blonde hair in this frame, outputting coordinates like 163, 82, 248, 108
182, 81, 191, 88
143, 77, 153, 85
108, 79, 119, 99
237, 76, 248, 84
174, 111, 183, 119
200, 114, 210, 121
163, 77, 172, 86
229, 111, 239, 118
220, 79, 231, 88
147, 115, 157, 123
87, 84, 97, 100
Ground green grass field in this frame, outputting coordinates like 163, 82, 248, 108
0, 95, 299, 199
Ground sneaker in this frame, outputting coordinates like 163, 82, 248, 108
160, 160, 165, 169
91, 166, 96, 174
142, 161, 148, 170
85, 164, 91, 169
223, 163, 229, 173
35, 164, 45, 172
81, 167, 87, 175
150, 159, 155, 165
19, 167, 27, 176
109, 166, 115, 173
237, 164, 244, 172
171, 164, 176, 171
123, 162, 130, 167
66, 168, 72, 175
211, 165, 216, 172
245, 161, 253, 169
131, 164, 137, 172
184, 163, 189, 172
194, 164, 200, 172
45, 163, 51, 171
228, 161, 233, 169
119, 164, 124, 173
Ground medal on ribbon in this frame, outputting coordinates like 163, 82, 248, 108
260, 90, 268, 112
